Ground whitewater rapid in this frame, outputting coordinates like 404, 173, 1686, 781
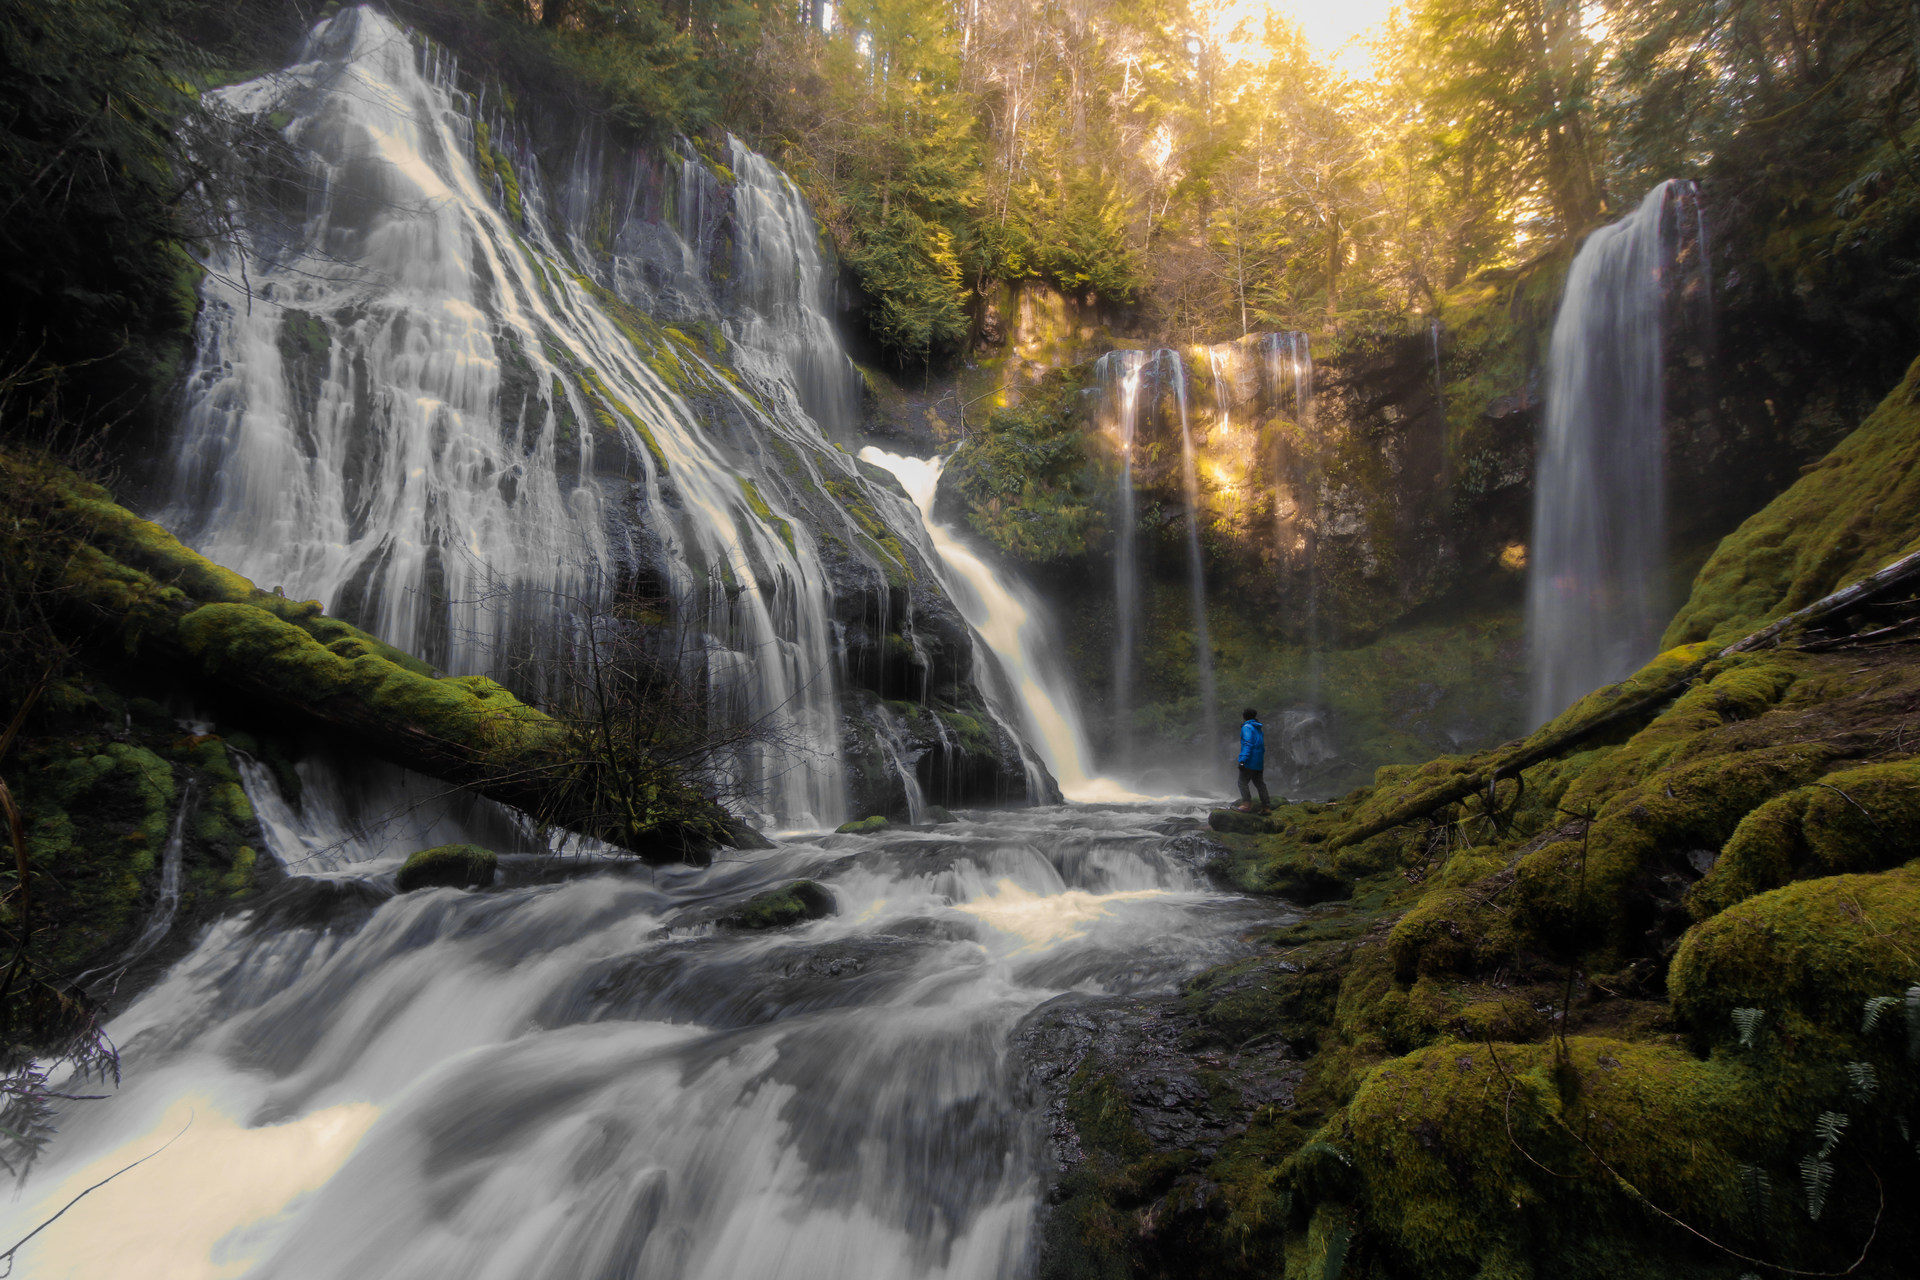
3, 800, 1262, 1279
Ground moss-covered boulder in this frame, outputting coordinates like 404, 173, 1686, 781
1670, 861, 1920, 1046
835, 814, 890, 835
394, 844, 498, 893
718, 879, 836, 929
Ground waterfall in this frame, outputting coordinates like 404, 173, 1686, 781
1259, 331, 1319, 695
1527, 179, 1707, 726
1164, 351, 1220, 752
162, 6, 952, 829
858, 450, 1136, 803
1093, 350, 1147, 763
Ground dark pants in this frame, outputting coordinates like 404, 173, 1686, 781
1238, 765, 1270, 808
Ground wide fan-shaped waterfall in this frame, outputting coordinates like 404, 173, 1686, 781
1527, 179, 1708, 726
163, 5, 965, 830
0, 10, 1274, 1278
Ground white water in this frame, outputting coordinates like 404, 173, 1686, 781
858, 450, 1138, 804
1165, 352, 1221, 751
4, 798, 1262, 1279
1527, 179, 1705, 726
1259, 332, 1320, 694
1093, 351, 1148, 763
164, 6, 936, 828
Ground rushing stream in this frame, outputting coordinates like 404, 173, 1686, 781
5, 800, 1263, 1279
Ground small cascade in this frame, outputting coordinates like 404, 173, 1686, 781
859, 449, 1136, 803
74, 778, 200, 993
1528, 179, 1708, 726
1093, 350, 1148, 762
872, 708, 930, 824
1164, 351, 1220, 753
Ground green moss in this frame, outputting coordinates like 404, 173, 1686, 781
574, 368, 671, 475
737, 476, 797, 553
395, 843, 498, 892
1665, 353, 1920, 647
824, 476, 914, 584
222, 845, 258, 897
1341, 1037, 1750, 1280
835, 814, 890, 834
1694, 759, 1920, 915
1670, 861, 1920, 1046
719, 879, 835, 929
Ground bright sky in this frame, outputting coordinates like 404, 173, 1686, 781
1215, 0, 1400, 77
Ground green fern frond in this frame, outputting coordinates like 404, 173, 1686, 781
1739, 1163, 1770, 1221
1814, 1110, 1849, 1158
1800, 1155, 1833, 1220
1845, 1061, 1878, 1101
1863, 995, 1900, 1033
1732, 1006, 1767, 1048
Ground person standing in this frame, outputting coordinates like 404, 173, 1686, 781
1235, 708, 1271, 813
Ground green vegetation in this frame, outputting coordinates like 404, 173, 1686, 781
835, 815, 890, 835
1665, 353, 1920, 648
942, 367, 1108, 563
718, 879, 836, 929
1042, 361, 1920, 1278
395, 844, 499, 892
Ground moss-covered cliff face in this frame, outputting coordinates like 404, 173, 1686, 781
1029, 354, 1920, 1279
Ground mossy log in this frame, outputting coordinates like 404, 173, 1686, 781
7, 451, 730, 861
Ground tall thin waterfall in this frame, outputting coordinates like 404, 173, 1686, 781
858, 450, 1134, 803
165, 7, 897, 827
1094, 350, 1148, 761
1260, 331, 1319, 693
1165, 351, 1220, 749
1527, 179, 1707, 726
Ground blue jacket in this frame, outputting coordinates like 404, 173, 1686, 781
1238, 719, 1265, 770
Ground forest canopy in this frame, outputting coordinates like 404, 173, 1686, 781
3, 0, 1918, 374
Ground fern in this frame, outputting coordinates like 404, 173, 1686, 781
1814, 1110, 1849, 1158
1845, 1061, 1878, 1101
1801, 1155, 1833, 1220
1739, 1163, 1770, 1221
1863, 994, 1900, 1033
1732, 1007, 1767, 1048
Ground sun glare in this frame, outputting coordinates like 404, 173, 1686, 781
1207, 0, 1400, 78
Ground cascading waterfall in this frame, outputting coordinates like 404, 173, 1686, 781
1527, 179, 1707, 726
1165, 351, 1221, 752
858, 450, 1136, 804
1093, 350, 1148, 763
166, 6, 896, 828
1260, 331, 1318, 695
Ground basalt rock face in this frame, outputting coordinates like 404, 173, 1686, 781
140, 7, 1034, 830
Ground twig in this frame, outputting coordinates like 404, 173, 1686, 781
0, 1113, 194, 1277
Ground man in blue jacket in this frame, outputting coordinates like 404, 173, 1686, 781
1235, 708, 1271, 813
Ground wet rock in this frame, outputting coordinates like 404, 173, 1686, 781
1013, 992, 1305, 1174
395, 843, 498, 892
1207, 808, 1269, 835
835, 815, 890, 835
727, 818, 776, 850
717, 879, 836, 930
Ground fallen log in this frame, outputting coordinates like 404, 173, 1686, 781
1330, 549, 1920, 849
